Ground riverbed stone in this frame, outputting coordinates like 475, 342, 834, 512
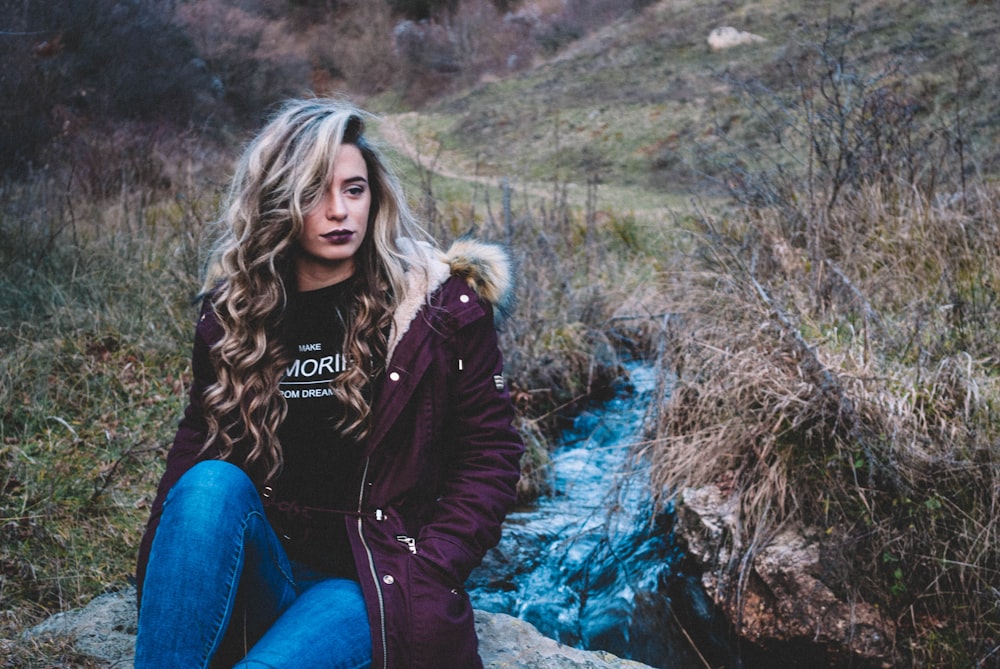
477, 610, 658, 669
24, 586, 656, 669
676, 485, 896, 668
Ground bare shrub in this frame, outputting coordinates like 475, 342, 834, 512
651, 10, 1000, 666
177, 1, 314, 118
175, 1, 411, 112
1, 0, 215, 176
393, 0, 649, 104
392, 0, 538, 106
705, 9, 955, 260
491, 185, 667, 424
533, 0, 649, 53
448, 0, 538, 83
393, 18, 460, 104
0, 24, 58, 173
319, 1, 400, 96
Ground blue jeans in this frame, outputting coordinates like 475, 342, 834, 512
135, 460, 372, 669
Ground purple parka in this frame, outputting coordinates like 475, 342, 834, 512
136, 239, 524, 669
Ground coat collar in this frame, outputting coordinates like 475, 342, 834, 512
386, 237, 514, 364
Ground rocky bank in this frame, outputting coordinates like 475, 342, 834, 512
676, 485, 897, 668
24, 586, 655, 669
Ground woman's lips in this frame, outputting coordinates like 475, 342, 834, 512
321, 230, 353, 244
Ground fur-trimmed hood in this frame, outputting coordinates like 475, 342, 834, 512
387, 238, 515, 364
443, 238, 515, 316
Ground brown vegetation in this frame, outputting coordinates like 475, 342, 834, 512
646, 13, 1000, 665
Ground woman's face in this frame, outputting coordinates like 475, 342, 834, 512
295, 143, 371, 290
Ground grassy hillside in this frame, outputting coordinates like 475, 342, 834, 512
2, 0, 1000, 666
387, 0, 999, 194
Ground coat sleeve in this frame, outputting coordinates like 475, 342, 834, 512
415, 302, 524, 584
135, 298, 221, 603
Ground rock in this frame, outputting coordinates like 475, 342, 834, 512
24, 587, 656, 669
26, 587, 138, 665
476, 611, 658, 669
674, 484, 738, 568
740, 530, 892, 663
707, 26, 767, 51
675, 485, 896, 668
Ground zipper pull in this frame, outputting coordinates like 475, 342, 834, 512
396, 535, 417, 554
375, 509, 385, 521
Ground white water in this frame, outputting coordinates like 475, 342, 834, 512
468, 362, 681, 664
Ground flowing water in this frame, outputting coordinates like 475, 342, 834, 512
468, 362, 742, 668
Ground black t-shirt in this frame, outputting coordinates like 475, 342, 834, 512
270, 278, 364, 577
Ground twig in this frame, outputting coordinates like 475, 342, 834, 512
90, 444, 161, 505
827, 260, 884, 331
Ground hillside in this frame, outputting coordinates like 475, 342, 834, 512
3, 1, 1000, 667
380, 0, 1000, 203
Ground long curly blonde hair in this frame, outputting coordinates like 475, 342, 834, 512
200, 98, 432, 482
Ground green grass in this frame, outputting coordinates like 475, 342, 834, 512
390, 0, 1000, 198
1, 192, 203, 637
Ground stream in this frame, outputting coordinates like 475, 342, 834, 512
467, 361, 743, 668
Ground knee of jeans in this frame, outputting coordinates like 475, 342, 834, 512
166, 460, 259, 513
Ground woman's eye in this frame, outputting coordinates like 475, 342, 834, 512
346, 186, 365, 196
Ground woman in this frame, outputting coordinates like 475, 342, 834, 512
134, 98, 524, 669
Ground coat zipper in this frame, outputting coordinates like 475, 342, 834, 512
357, 457, 388, 669
396, 535, 417, 554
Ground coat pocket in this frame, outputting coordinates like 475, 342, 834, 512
406, 552, 481, 668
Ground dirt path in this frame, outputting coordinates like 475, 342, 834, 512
377, 113, 493, 186
376, 112, 676, 224
376, 113, 556, 201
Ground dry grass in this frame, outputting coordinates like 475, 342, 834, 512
647, 179, 1000, 665
0, 626, 104, 669
0, 168, 209, 662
